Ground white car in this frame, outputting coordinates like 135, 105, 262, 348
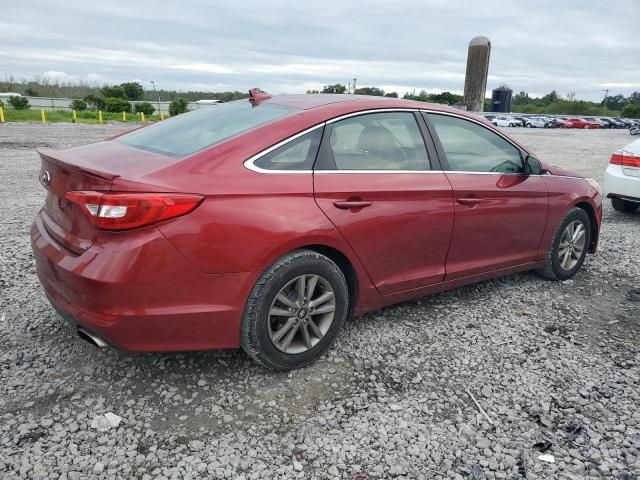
492, 116, 517, 127
524, 117, 547, 128
603, 138, 640, 213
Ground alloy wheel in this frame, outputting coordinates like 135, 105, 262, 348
267, 274, 336, 354
558, 220, 586, 271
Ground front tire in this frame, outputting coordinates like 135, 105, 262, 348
536, 207, 591, 280
611, 198, 639, 213
240, 250, 349, 370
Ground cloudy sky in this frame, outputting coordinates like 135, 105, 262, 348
1, 0, 638, 101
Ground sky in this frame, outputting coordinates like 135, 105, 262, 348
1, 0, 639, 101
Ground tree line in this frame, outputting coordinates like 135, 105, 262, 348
2, 76, 639, 118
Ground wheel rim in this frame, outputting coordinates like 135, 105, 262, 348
267, 274, 336, 354
558, 220, 587, 271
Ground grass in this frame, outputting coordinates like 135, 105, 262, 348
0, 108, 165, 124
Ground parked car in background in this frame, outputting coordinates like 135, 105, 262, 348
603, 138, 640, 213
566, 118, 600, 129
583, 117, 607, 128
552, 118, 573, 128
492, 116, 518, 127
31, 93, 602, 370
524, 117, 547, 128
615, 118, 635, 129
601, 118, 626, 129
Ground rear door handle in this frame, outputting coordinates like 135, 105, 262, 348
456, 198, 483, 206
333, 200, 373, 210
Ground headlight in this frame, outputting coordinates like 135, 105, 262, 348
585, 178, 602, 195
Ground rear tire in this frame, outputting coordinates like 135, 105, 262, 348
536, 207, 591, 281
611, 198, 639, 213
240, 250, 349, 370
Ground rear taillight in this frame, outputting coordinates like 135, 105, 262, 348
610, 152, 640, 168
64, 191, 204, 230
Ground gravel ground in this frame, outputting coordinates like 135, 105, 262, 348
1, 123, 639, 480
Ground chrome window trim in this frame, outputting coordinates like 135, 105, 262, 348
325, 108, 420, 124
244, 108, 423, 174
314, 170, 441, 174
243, 123, 325, 174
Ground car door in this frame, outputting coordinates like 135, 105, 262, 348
313, 111, 454, 295
425, 112, 549, 280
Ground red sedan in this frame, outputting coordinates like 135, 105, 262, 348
566, 118, 600, 129
31, 92, 602, 370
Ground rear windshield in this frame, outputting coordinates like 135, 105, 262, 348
117, 100, 295, 157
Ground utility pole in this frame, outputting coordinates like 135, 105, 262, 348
150, 81, 161, 115
352, 78, 357, 94
602, 89, 609, 109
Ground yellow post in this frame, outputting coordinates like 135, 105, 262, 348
0, 107, 4, 123
160, 112, 164, 121
72, 109, 77, 123
40, 109, 46, 124
98, 111, 103, 124
141, 112, 145, 122
122, 111, 126, 122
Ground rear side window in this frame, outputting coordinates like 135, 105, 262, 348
253, 128, 323, 171
321, 112, 430, 171
428, 114, 523, 173
118, 101, 295, 157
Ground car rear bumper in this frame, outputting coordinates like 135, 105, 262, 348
603, 164, 640, 202
31, 211, 255, 351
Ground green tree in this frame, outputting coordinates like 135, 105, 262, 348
384, 92, 398, 98
83, 94, 106, 110
627, 92, 640, 105
621, 103, 640, 118
134, 102, 155, 116
104, 97, 131, 113
25, 86, 40, 97
602, 94, 626, 110
513, 91, 531, 104
169, 98, 189, 116
306, 89, 320, 94
121, 82, 144, 101
322, 84, 347, 94
101, 85, 127, 100
71, 99, 88, 111
430, 92, 463, 104
354, 86, 385, 96
8, 96, 30, 109
540, 90, 559, 105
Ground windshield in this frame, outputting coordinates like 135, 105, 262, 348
118, 100, 295, 157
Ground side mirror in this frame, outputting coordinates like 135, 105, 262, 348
524, 155, 544, 175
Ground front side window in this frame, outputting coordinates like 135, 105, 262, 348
428, 114, 523, 173
118, 100, 295, 157
322, 112, 430, 171
253, 128, 323, 171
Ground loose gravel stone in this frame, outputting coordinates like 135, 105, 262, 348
1, 124, 639, 479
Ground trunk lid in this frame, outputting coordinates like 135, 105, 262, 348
37, 140, 180, 253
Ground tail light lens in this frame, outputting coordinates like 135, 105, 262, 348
65, 191, 204, 230
610, 152, 640, 168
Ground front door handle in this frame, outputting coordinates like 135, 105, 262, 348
333, 200, 373, 210
456, 198, 483, 206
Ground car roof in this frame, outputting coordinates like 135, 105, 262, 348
261, 93, 465, 115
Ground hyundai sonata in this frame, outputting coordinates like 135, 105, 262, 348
32, 91, 602, 370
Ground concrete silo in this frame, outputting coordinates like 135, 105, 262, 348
463, 36, 491, 112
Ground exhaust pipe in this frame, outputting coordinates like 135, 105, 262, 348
77, 328, 109, 350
